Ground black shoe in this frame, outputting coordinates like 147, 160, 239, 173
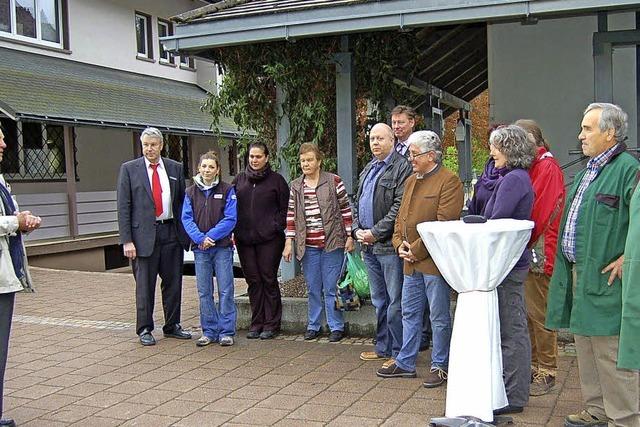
494, 405, 523, 415
260, 330, 276, 340
247, 330, 260, 339
328, 330, 343, 342
139, 329, 156, 346
0, 419, 16, 427
376, 363, 417, 378
304, 329, 320, 340
163, 324, 192, 339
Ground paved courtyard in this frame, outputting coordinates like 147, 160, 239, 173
4, 267, 581, 426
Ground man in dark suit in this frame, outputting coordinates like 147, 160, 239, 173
117, 127, 191, 346
391, 105, 417, 158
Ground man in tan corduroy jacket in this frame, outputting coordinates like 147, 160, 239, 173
377, 130, 463, 390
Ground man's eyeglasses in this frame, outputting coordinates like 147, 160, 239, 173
408, 151, 431, 160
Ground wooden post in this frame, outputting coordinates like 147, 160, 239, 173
64, 126, 78, 237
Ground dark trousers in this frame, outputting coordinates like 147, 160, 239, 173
0, 292, 15, 419
237, 235, 285, 333
497, 268, 531, 408
132, 223, 184, 335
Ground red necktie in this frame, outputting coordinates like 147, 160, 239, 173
150, 164, 163, 217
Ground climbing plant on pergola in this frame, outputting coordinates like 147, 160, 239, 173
203, 30, 423, 177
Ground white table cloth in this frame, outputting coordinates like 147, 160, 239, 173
417, 218, 533, 422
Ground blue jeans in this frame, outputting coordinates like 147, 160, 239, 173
194, 247, 237, 339
363, 250, 403, 357
301, 247, 344, 332
395, 272, 452, 372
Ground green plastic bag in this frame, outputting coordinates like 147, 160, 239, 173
340, 252, 370, 299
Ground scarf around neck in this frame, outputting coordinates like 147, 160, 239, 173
245, 163, 272, 182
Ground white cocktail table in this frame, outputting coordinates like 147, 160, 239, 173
417, 218, 533, 423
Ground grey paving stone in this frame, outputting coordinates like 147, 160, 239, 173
75, 390, 131, 408
173, 410, 233, 427
327, 415, 384, 426
287, 403, 345, 422
119, 413, 180, 427
149, 398, 207, 417
229, 407, 290, 425
40, 404, 102, 423
176, 386, 229, 403
93, 401, 154, 420
311, 390, 361, 407
342, 400, 400, 419
255, 393, 311, 411
201, 397, 259, 414
227, 384, 280, 400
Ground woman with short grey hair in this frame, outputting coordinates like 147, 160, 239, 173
488, 126, 536, 169
467, 124, 535, 415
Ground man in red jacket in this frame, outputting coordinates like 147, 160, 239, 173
515, 120, 566, 396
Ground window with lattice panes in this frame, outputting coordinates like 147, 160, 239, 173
0, 118, 69, 180
162, 133, 189, 178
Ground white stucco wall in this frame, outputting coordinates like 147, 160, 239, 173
0, 0, 211, 83
488, 13, 637, 179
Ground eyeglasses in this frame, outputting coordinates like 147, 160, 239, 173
408, 151, 431, 160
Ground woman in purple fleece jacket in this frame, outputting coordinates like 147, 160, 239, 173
468, 125, 535, 415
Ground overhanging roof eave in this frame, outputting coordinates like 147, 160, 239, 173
6, 112, 237, 137
165, 0, 640, 52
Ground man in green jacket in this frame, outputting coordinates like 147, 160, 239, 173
546, 103, 639, 427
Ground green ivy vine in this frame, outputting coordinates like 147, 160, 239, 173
203, 31, 423, 179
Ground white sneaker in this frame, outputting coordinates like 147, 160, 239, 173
220, 336, 234, 346
196, 336, 213, 347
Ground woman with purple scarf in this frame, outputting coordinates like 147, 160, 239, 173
468, 125, 536, 416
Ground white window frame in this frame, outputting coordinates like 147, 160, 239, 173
216, 66, 224, 93
0, 0, 64, 48
180, 54, 195, 70
135, 12, 150, 59
157, 19, 172, 63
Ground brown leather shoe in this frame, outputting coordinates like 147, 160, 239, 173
376, 363, 416, 378
360, 351, 389, 361
381, 358, 396, 368
530, 371, 556, 396
423, 366, 447, 388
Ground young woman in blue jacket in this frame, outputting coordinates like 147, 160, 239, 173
182, 151, 237, 347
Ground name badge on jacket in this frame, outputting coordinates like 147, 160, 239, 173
169, 176, 178, 181
214, 194, 223, 199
